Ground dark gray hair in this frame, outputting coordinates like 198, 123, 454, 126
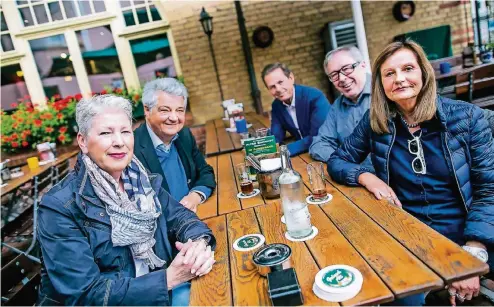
76, 95, 133, 136
142, 78, 188, 110
323, 45, 364, 75
261, 63, 292, 86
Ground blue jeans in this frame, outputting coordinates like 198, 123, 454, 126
171, 282, 191, 306
385, 293, 425, 306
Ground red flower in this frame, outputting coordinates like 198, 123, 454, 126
115, 88, 122, 94
101, 89, 107, 95
13, 123, 18, 129
75, 94, 83, 101
57, 113, 63, 120
34, 119, 42, 127
58, 134, 66, 142
24, 129, 31, 135
66, 95, 73, 100
45, 127, 54, 133
59, 126, 68, 133
11, 102, 18, 108
11, 142, 19, 148
42, 113, 53, 120
53, 94, 61, 100
11, 133, 18, 139
133, 94, 140, 101
22, 141, 29, 147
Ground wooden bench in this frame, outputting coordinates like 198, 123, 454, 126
455, 63, 494, 108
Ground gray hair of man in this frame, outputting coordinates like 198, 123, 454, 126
76, 94, 133, 137
323, 45, 364, 75
142, 78, 188, 111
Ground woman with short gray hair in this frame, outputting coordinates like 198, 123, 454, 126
37, 94, 216, 306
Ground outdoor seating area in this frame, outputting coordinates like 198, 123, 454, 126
1, 0, 494, 306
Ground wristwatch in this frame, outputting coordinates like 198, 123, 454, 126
462, 246, 489, 263
191, 190, 206, 203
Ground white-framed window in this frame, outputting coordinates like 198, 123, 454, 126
1, 6, 15, 52
119, 0, 161, 27
16, 0, 106, 27
1, 0, 182, 107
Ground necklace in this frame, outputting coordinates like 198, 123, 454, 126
400, 115, 420, 128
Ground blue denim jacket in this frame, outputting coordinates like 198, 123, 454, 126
36, 155, 216, 306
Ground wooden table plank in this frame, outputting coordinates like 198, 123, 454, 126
190, 215, 232, 306
197, 156, 218, 220
217, 154, 241, 215
230, 151, 265, 210
328, 181, 490, 283
1, 150, 79, 195
227, 208, 270, 305
214, 119, 235, 154
319, 190, 443, 297
255, 201, 337, 306
306, 204, 394, 305
205, 120, 219, 157
299, 153, 490, 283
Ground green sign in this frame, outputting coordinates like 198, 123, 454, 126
244, 136, 277, 156
237, 236, 260, 249
322, 269, 355, 288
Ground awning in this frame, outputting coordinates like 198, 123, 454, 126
81, 38, 169, 58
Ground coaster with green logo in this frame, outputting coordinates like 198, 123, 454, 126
322, 269, 355, 288
313, 265, 363, 302
233, 234, 265, 252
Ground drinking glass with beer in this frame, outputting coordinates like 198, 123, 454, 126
307, 162, 327, 200
235, 163, 255, 196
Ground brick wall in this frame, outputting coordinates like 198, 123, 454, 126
162, 1, 472, 125
362, 1, 473, 62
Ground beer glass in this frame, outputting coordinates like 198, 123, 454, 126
307, 162, 327, 200
235, 163, 254, 196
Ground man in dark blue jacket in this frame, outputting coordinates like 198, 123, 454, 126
262, 63, 330, 156
134, 78, 216, 213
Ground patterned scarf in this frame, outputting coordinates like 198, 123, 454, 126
82, 154, 166, 270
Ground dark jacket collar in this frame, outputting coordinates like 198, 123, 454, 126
73, 152, 164, 206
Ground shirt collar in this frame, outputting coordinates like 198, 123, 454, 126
341, 74, 372, 107
146, 123, 179, 150
282, 86, 296, 109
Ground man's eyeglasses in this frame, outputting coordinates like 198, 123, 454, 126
408, 133, 427, 174
327, 62, 361, 82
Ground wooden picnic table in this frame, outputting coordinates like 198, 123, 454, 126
1, 150, 79, 196
191, 152, 489, 306
205, 112, 271, 157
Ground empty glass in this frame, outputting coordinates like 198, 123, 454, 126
307, 162, 327, 200
256, 128, 270, 138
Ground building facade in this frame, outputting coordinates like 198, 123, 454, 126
1, 0, 476, 124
